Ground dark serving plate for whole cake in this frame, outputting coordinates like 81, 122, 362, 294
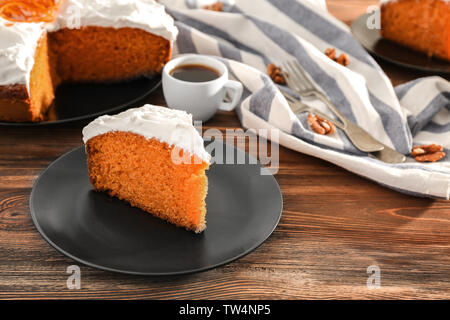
0, 76, 161, 127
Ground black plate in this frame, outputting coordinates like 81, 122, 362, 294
29, 143, 283, 276
0, 76, 161, 127
351, 13, 450, 74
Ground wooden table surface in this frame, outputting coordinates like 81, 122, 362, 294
1, 0, 450, 300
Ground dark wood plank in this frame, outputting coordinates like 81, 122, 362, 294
0, 0, 449, 299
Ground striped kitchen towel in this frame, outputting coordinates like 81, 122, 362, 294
160, 0, 450, 199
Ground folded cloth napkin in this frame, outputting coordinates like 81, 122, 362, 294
161, 0, 450, 199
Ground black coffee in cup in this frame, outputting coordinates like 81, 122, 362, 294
170, 64, 221, 82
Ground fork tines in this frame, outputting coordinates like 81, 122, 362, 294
281, 60, 318, 95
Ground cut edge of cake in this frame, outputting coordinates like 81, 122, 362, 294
82, 105, 211, 233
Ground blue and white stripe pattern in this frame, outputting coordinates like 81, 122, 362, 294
161, 0, 450, 199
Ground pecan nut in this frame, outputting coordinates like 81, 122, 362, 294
325, 47, 349, 67
336, 53, 349, 66
411, 144, 443, 156
411, 144, 446, 162
307, 113, 335, 135
414, 152, 446, 163
204, 2, 223, 11
267, 63, 286, 85
324, 48, 336, 60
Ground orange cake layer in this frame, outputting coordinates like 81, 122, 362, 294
0, 27, 172, 122
86, 132, 209, 233
0, 85, 35, 122
49, 27, 172, 83
381, 0, 450, 61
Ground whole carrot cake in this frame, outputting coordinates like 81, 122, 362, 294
82, 105, 211, 233
0, 0, 178, 122
381, 0, 450, 61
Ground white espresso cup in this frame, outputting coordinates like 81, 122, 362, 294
162, 54, 244, 122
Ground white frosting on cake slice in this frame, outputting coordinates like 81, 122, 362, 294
82, 105, 211, 163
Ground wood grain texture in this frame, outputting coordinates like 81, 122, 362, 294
1, 0, 450, 300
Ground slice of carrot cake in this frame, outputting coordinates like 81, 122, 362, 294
82, 105, 211, 233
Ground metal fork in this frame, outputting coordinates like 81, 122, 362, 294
282, 90, 406, 164
281, 60, 384, 153
280, 60, 406, 164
